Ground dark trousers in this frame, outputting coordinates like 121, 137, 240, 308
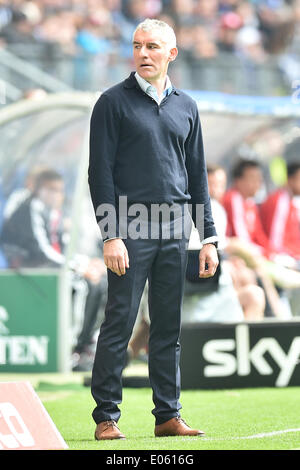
91, 212, 192, 425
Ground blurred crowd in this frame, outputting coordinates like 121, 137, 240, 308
180, 158, 300, 322
1, 1, 300, 91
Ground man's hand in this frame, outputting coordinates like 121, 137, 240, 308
199, 243, 219, 278
103, 238, 129, 276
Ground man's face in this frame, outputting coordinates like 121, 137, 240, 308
132, 29, 177, 81
207, 169, 227, 202
288, 169, 300, 196
236, 166, 263, 198
38, 180, 64, 209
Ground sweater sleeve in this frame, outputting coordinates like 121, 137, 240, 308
88, 93, 121, 241
185, 103, 217, 242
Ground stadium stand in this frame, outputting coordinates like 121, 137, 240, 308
0, 0, 299, 94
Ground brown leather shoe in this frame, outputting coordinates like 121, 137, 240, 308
155, 417, 205, 437
94, 420, 125, 440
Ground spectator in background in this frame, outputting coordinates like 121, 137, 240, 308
192, 25, 218, 59
194, 0, 219, 24
256, 0, 294, 54
0, 168, 107, 371
222, 158, 300, 314
223, 158, 274, 258
0, 10, 37, 44
18, 0, 42, 26
2, 164, 49, 221
0, 168, 66, 267
236, 1, 259, 29
260, 161, 300, 268
217, 11, 243, 52
175, 22, 195, 52
34, 10, 78, 54
166, 0, 195, 26
113, 0, 150, 58
75, 12, 114, 56
236, 25, 267, 63
192, 0, 220, 53
278, 0, 300, 83
185, 163, 266, 322
206, 163, 266, 321
206, 164, 228, 249
73, 9, 117, 89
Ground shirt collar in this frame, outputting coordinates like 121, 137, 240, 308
134, 71, 173, 96
123, 71, 180, 95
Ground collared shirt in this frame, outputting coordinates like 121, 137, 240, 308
134, 71, 173, 105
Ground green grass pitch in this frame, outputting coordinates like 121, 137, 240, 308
36, 381, 300, 450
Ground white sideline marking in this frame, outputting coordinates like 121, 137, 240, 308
199, 428, 300, 442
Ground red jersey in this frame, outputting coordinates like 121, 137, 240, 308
260, 188, 300, 260
223, 188, 273, 258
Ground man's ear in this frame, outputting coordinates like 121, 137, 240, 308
169, 47, 178, 62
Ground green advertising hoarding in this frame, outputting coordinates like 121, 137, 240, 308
0, 270, 68, 372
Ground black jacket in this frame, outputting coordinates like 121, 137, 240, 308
0, 195, 64, 268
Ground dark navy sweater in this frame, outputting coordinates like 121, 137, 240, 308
88, 71, 216, 241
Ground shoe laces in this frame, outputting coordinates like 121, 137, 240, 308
175, 416, 190, 428
103, 420, 119, 431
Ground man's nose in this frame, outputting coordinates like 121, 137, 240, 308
139, 45, 149, 57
